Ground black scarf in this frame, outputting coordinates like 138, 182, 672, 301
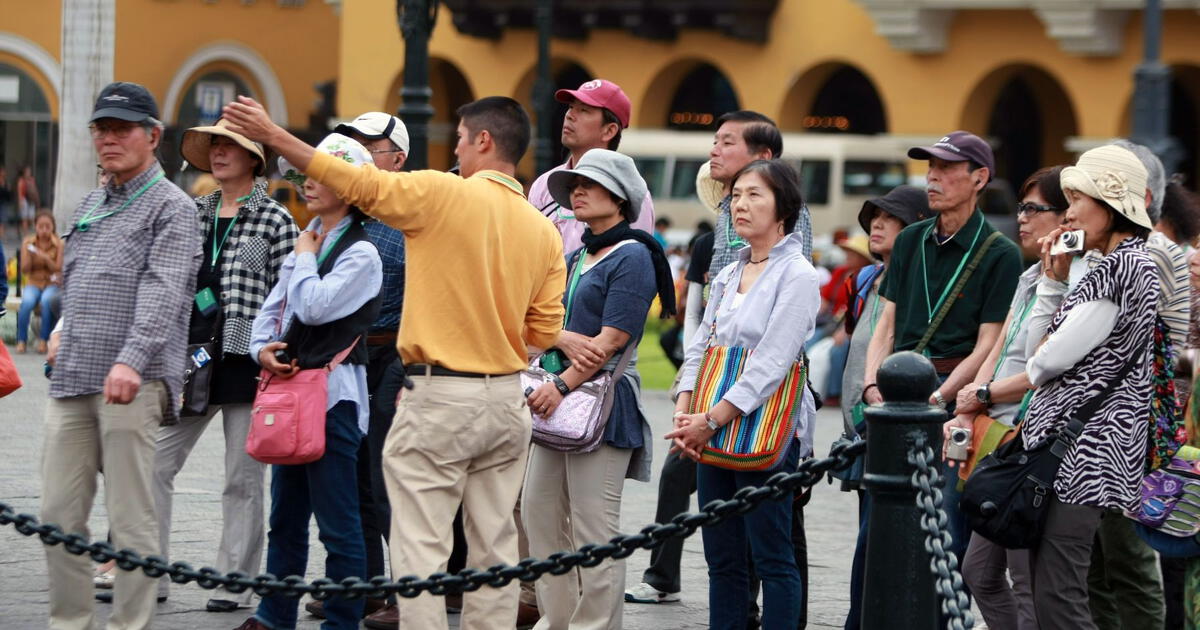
580, 220, 677, 318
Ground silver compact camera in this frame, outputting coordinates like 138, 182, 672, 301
1049, 229, 1085, 256
946, 427, 972, 461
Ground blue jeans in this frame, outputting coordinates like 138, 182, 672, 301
698, 442, 801, 630
255, 401, 366, 630
17, 284, 58, 342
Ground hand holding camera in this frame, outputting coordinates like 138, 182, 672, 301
942, 416, 974, 465
1039, 227, 1081, 283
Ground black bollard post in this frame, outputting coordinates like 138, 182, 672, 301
861, 351, 946, 630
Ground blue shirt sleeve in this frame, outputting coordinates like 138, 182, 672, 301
600, 245, 657, 338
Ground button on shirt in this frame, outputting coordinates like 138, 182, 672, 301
248, 215, 383, 433
51, 163, 202, 423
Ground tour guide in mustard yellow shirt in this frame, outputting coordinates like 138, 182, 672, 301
224, 95, 568, 630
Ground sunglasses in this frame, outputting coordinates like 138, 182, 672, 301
1016, 201, 1061, 218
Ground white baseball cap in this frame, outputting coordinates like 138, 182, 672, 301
334, 112, 410, 155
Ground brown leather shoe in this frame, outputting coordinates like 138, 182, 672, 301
232, 619, 270, 630
304, 599, 326, 619
363, 603, 398, 630
516, 602, 540, 630
307, 597, 387, 620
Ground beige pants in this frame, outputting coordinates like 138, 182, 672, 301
383, 372, 531, 630
152, 403, 263, 602
41, 381, 167, 630
522, 443, 633, 630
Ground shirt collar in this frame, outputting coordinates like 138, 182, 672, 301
473, 170, 525, 197
926, 208, 984, 251
106, 162, 163, 198
307, 213, 354, 235
736, 232, 804, 263
196, 180, 269, 218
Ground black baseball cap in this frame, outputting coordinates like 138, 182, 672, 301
90, 82, 160, 123
908, 130, 995, 182
858, 184, 932, 233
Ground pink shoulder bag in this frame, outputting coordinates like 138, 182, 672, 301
245, 290, 360, 465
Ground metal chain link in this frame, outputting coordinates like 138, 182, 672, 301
908, 434, 975, 630
0, 440, 865, 600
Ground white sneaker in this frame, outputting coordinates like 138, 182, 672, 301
624, 582, 680, 604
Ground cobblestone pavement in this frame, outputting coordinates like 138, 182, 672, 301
0, 347, 896, 629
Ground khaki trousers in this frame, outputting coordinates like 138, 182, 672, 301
41, 382, 167, 630
152, 403, 263, 602
383, 372, 531, 630
522, 443, 633, 630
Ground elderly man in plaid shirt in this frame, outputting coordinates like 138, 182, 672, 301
41, 81, 201, 630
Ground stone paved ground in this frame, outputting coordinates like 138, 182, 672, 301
0, 346, 939, 629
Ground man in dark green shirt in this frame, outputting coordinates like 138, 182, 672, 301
862, 130, 1022, 409
860, 131, 1022, 615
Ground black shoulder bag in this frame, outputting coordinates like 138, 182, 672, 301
181, 309, 222, 418
960, 352, 1139, 549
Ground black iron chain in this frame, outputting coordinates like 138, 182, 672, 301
908, 434, 975, 630
0, 440, 865, 600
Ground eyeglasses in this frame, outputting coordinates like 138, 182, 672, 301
89, 121, 143, 139
1016, 201, 1060, 218
368, 149, 404, 155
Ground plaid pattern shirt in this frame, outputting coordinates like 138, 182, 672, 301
708, 194, 814, 279
195, 182, 298, 355
51, 163, 202, 423
363, 219, 405, 333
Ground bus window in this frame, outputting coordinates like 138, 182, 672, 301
843, 161, 907, 196
800, 160, 831, 206
670, 159, 706, 199
634, 157, 667, 199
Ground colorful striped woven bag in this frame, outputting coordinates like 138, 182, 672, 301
688, 344, 804, 470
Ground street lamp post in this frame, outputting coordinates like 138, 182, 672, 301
533, 0, 555, 176
1131, 0, 1182, 175
398, 0, 437, 171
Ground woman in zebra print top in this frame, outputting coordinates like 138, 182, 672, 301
1019, 145, 1159, 629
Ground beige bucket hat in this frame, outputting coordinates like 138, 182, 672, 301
1060, 145, 1152, 229
181, 118, 266, 177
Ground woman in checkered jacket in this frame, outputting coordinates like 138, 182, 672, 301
149, 119, 299, 613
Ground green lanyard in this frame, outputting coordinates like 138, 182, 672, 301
316, 224, 351, 267
919, 217, 984, 324
76, 172, 164, 232
209, 193, 252, 270
992, 296, 1037, 380
564, 252, 587, 324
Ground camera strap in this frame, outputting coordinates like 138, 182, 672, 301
914, 231, 1003, 356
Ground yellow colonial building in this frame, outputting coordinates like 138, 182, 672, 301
3, 0, 1200, 229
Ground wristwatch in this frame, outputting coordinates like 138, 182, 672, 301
976, 382, 992, 406
704, 413, 720, 432
549, 374, 570, 396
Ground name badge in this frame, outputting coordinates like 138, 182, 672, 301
194, 287, 219, 317
191, 346, 212, 369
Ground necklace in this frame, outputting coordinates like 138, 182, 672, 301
748, 255, 769, 264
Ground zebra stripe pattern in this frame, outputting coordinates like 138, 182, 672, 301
1022, 238, 1160, 510
688, 345, 804, 470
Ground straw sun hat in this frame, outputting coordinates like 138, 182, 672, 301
180, 118, 266, 177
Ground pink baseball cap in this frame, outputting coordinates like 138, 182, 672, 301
555, 79, 631, 128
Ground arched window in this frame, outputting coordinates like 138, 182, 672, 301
665, 63, 739, 131
0, 62, 55, 211
807, 66, 886, 134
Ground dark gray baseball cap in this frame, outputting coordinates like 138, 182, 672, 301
547, 149, 648, 222
858, 184, 932, 233
908, 130, 995, 182
91, 82, 160, 123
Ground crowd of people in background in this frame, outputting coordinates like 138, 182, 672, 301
15, 72, 1200, 630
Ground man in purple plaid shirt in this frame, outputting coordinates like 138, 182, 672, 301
40, 82, 202, 629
